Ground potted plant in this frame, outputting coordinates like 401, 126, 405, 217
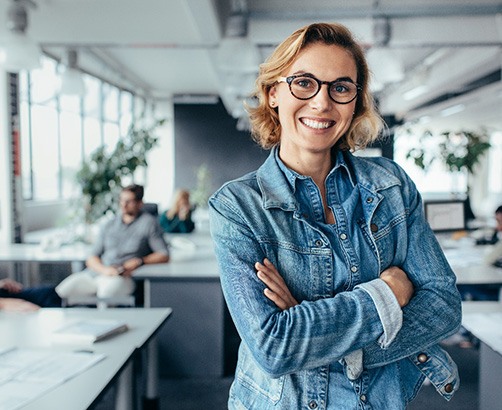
76, 118, 166, 225
405, 128, 491, 219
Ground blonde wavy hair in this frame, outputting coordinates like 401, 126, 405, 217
247, 22, 384, 151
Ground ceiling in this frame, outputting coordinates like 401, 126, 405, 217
1, 0, 502, 132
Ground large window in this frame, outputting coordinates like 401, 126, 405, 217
19, 55, 137, 202
394, 127, 502, 217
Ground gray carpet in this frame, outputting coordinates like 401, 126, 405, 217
93, 339, 479, 409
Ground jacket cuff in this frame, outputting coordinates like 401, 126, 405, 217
356, 278, 403, 348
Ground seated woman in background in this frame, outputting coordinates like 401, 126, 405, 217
159, 189, 195, 233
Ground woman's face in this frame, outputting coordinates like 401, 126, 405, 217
269, 42, 358, 160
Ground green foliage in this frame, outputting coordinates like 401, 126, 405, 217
405, 129, 491, 175
190, 163, 213, 209
76, 118, 166, 223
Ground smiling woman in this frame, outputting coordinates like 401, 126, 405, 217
209, 22, 462, 410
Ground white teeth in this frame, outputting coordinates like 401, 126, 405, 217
302, 118, 333, 129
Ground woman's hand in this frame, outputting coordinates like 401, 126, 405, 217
379, 266, 414, 308
255, 258, 298, 310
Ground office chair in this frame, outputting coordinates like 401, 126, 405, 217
142, 203, 159, 216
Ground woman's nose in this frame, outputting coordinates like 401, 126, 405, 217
309, 84, 332, 111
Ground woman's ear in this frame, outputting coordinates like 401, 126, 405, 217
268, 85, 278, 108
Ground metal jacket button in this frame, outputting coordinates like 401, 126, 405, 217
417, 353, 428, 363
370, 223, 378, 232
308, 400, 318, 409
366, 197, 373, 203
351, 266, 358, 273
340, 233, 347, 240
444, 383, 454, 393
315, 239, 323, 247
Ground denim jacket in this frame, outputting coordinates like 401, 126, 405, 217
209, 148, 461, 409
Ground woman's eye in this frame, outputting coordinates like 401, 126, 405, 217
295, 78, 315, 88
332, 83, 349, 93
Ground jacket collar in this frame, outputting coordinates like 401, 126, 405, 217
256, 146, 401, 210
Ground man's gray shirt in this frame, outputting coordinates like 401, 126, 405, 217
91, 211, 169, 266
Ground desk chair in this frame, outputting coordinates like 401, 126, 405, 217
142, 203, 159, 216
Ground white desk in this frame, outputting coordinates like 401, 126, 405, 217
443, 241, 502, 286
462, 301, 502, 410
0, 307, 171, 410
0, 242, 90, 285
133, 231, 225, 377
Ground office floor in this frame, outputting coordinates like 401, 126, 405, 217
93, 336, 479, 410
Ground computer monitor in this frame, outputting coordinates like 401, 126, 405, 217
424, 199, 466, 233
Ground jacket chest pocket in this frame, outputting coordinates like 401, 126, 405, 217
366, 211, 407, 270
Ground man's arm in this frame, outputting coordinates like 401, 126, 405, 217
121, 252, 169, 276
86, 255, 122, 276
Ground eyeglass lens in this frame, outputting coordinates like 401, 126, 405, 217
289, 76, 358, 103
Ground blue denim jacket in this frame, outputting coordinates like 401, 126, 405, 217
209, 148, 461, 409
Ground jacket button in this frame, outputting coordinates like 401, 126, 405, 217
315, 239, 323, 247
360, 394, 367, 402
366, 197, 373, 203
340, 233, 347, 240
370, 223, 378, 232
417, 353, 428, 363
308, 400, 318, 409
351, 266, 358, 273
444, 383, 453, 393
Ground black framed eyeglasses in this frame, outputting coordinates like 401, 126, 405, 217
277, 74, 361, 104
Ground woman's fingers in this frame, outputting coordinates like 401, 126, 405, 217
255, 259, 298, 310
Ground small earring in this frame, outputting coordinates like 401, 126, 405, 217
270, 102, 276, 107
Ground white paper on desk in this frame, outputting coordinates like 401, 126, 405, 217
0, 348, 105, 410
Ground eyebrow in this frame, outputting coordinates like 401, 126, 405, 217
290, 71, 356, 83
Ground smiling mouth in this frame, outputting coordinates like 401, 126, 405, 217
300, 118, 335, 130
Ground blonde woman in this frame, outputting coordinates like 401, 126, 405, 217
209, 23, 461, 409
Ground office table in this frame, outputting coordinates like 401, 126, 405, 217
133, 231, 224, 377
442, 238, 502, 300
0, 307, 171, 410
0, 242, 90, 285
462, 301, 502, 410
444, 243, 502, 285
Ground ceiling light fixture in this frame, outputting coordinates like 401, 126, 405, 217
440, 104, 466, 117
59, 49, 86, 96
403, 85, 429, 101
0, 0, 41, 72
216, 11, 260, 73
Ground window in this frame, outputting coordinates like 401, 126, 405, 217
19, 55, 138, 202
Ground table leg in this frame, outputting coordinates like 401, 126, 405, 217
116, 361, 134, 410
143, 336, 159, 410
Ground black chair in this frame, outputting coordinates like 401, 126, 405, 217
142, 202, 159, 216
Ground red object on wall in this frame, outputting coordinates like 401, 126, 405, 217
12, 128, 21, 176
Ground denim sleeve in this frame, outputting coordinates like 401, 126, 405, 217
209, 191, 387, 378
362, 166, 462, 369
356, 278, 403, 348
343, 279, 402, 380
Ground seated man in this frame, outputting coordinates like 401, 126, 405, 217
56, 184, 169, 301
484, 205, 502, 266
0, 278, 62, 310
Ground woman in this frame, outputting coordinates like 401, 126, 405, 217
209, 23, 461, 409
159, 189, 195, 233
